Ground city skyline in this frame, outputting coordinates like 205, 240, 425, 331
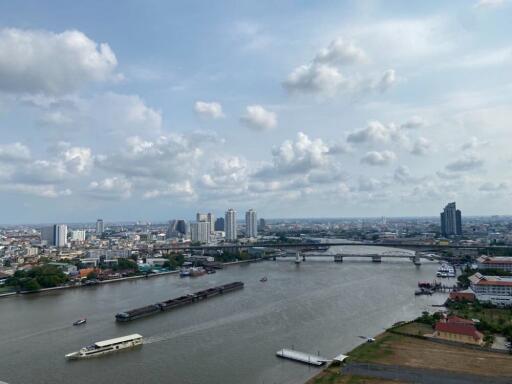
0, 1, 511, 224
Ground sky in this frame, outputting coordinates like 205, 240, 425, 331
0, 0, 511, 223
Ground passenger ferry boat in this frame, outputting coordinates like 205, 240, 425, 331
65, 334, 143, 359
436, 263, 456, 278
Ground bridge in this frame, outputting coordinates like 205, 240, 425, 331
272, 250, 430, 265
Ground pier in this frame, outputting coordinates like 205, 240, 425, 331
276, 348, 330, 366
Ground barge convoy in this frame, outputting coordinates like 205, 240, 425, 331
115, 281, 244, 322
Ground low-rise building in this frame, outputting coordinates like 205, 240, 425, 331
433, 316, 484, 345
469, 272, 512, 306
476, 255, 512, 272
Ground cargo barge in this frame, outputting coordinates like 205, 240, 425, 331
115, 281, 244, 322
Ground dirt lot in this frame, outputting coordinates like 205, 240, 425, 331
349, 329, 512, 378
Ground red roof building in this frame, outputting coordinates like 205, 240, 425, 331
434, 316, 483, 345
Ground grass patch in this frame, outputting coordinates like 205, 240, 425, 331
0, 286, 15, 294
392, 322, 433, 336
347, 333, 398, 363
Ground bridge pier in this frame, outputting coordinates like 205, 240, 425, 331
371, 255, 382, 263
413, 253, 421, 266
303, 254, 306, 262
334, 254, 343, 262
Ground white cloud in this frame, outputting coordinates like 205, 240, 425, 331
461, 137, 489, 151
347, 120, 405, 144
62, 147, 92, 174
87, 177, 132, 200
394, 165, 421, 184
401, 116, 427, 129
411, 137, 431, 156
0, 28, 119, 95
283, 63, 345, 95
0, 142, 31, 162
375, 69, 396, 92
0, 184, 71, 198
361, 150, 396, 166
445, 153, 484, 172
313, 37, 366, 65
143, 180, 196, 200
240, 105, 277, 130
194, 101, 224, 119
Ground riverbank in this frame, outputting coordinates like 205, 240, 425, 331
0, 257, 263, 299
306, 321, 512, 383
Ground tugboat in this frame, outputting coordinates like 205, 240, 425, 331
73, 318, 87, 326
260, 277, 268, 282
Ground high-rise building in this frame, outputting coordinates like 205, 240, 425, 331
41, 226, 55, 246
167, 220, 180, 238
55, 224, 68, 247
71, 230, 86, 242
225, 208, 237, 241
196, 213, 208, 222
207, 213, 215, 234
259, 218, 266, 230
214, 217, 225, 231
245, 209, 257, 238
190, 221, 210, 243
440, 202, 462, 237
176, 220, 188, 236
96, 219, 104, 236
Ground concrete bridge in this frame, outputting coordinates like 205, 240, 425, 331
271, 250, 429, 265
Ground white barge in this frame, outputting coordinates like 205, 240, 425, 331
65, 334, 143, 360
276, 348, 329, 366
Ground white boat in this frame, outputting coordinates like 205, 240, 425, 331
65, 334, 143, 360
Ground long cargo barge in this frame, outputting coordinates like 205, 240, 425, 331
115, 281, 244, 322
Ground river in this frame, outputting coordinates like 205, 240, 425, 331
0, 249, 450, 384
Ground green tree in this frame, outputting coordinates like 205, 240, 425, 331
23, 278, 41, 291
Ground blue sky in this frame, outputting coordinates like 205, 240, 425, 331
0, 0, 511, 223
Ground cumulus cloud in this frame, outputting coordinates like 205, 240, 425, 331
401, 115, 426, 129
282, 37, 396, 96
347, 120, 404, 144
411, 137, 431, 156
87, 177, 132, 200
360, 150, 396, 166
240, 105, 277, 130
143, 180, 195, 200
0, 184, 71, 198
62, 147, 92, 174
194, 101, 224, 119
394, 165, 420, 184
0, 28, 119, 95
445, 153, 484, 172
0, 142, 31, 162
358, 176, 385, 192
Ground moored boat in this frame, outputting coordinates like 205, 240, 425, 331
65, 334, 143, 360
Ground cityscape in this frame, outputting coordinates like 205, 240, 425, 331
1, 1, 512, 384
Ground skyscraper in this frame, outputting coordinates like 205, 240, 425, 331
41, 226, 55, 246
96, 219, 104, 236
245, 209, 257, 238
190, 221, 210, 243
440, 202, 462, 237
225, 208, 237, 241
55, 224, 68, 247
207, 213, 215, 234
259, 218, 266, 229
214, 217, 225, 231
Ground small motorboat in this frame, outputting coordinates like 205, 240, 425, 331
73, 318, 87, 326
260, 277, 268, 282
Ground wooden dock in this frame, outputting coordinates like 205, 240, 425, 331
276, 348, 330, 366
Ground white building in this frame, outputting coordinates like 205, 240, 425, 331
225, 208, 237, 242
245, 209, 258, 238
469, 273, 512, 306
190, 221, 210, 244
55, 224, 68, 247
71, 230, 86, 242
476, 256, 512, 272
